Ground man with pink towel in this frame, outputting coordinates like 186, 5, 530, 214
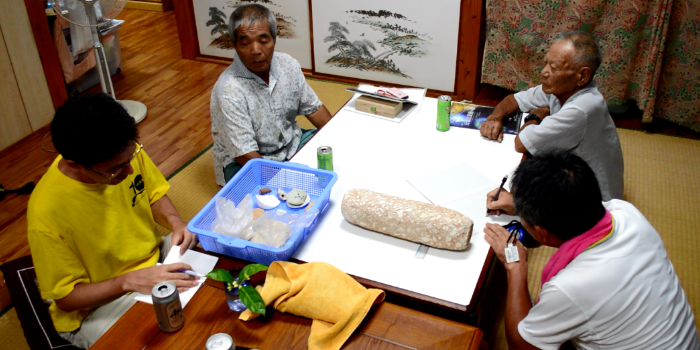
485, 152, 699, 350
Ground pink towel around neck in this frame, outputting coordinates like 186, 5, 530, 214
540, 210, 613, 289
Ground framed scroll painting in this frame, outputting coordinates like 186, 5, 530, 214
310, 0, 461, 91
192, 0, 313, 69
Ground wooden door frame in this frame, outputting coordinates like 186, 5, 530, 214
24, 0, 68, 109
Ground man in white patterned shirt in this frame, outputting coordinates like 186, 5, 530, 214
210, 4, 333, 185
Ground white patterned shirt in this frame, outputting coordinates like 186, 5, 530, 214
210, 52, 322, 185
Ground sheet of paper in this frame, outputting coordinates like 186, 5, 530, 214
134, 246, 218, 306
407, 162, 497, 205
342, 84, 427, 123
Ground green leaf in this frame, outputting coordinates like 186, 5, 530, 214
239, 285, 266, 316
205, 269, 233, 283
239, 264, 268, 282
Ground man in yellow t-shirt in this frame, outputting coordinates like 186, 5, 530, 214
27, 94, 199, 349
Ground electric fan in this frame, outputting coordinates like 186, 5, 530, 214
51, 0, 147, 123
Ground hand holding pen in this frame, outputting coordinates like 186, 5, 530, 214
177, 269, 205, 278
486, 175, 514, 216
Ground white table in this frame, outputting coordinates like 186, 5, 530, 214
291, 96, 522, 316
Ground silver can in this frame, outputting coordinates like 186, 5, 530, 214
206, 333, 235, 350
151, 281, 184, 332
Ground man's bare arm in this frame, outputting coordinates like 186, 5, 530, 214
515, 137, 529, 154
480, 94, 520, 142
151, 195, 186, 233
151, 195, 197, 255
306, 105, 333, 129
514, 106, 549, 154
504, 261, 541, 350
54, 263, 198, 312
483, 223, 541, 350
234, 151, 263, 167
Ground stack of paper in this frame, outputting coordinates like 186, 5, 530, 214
134, 246, 219, 307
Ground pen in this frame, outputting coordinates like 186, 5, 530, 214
178, 269, 205, 277
486, 175, 509, 216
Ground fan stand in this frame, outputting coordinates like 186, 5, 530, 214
86, 0, 147, 123
120, 100, 147, 123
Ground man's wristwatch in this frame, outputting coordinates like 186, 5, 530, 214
524, 114, 542, 124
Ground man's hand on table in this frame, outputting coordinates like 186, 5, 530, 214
171, 224, 198, 255
480, 94, 520, 143
480, 116, 505, 143
121, 262, 200, 294
486, 187, 516, 216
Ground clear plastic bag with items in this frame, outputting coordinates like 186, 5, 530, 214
249, 208, 320, 248
211, 194, 254, 239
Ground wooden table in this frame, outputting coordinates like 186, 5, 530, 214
92, 257, 487, 350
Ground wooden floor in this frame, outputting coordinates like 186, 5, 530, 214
1, 8, 699, 312
0, 9, 224, 310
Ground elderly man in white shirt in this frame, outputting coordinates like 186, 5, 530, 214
481, 31, 623, 201
211, 4, 333, 185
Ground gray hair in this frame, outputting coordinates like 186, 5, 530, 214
228, 4, 277, 46
554, 31, 603, 77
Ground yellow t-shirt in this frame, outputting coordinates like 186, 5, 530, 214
27, 150, 170, 332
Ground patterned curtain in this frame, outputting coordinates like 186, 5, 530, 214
481, 0, 700, 131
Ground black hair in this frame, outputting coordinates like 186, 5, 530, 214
51, 93, 138, 167
511, 152, 605, 241
229, 4, 277, 46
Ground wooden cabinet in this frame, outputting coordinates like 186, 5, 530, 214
0, 0, 55, 151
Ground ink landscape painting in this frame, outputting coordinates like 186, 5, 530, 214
312, 0, 461, 91
193, 0, 312, 69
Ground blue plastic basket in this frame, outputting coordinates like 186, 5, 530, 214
188, 159, 338, 265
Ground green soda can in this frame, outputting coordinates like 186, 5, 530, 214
317, 146, 333, 171
436, 95, 452, 131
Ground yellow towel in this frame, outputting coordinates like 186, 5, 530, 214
240, 261, 385, 350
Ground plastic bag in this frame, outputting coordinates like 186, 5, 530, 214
250, 207, 320, 248
210, 194, 254, 239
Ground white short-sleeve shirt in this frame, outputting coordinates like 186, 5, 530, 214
515, 82, 624, 201
210, 52, 322, 185
518, 200, 700, 350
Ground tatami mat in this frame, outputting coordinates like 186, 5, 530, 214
617, 129, 700, 318
2, 79, 698, 350
0, 307, 30, 350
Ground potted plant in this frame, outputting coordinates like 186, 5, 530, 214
206, 263, 268, 315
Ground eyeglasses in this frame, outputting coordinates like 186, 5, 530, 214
86, 141, 143, 180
